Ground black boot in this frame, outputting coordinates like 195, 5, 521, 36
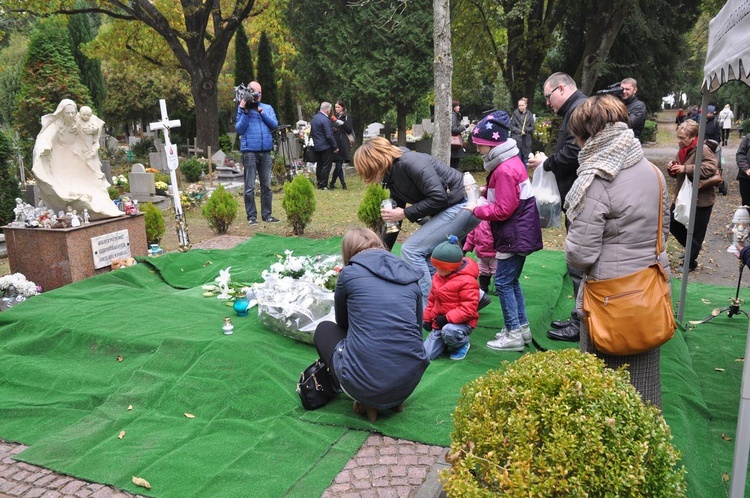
478, 275, 491, 293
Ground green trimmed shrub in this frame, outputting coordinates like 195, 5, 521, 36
641, 120, 658, 143
143, 202, 166, 244
282, 174, 316, 235
180, 157, 206, 183
219, 133, 233, 153
0, 131, 21, 225
442, 349, 686, 497
201, 185, 238, 234
130, 137, 155, 161
357, 183, 389, 234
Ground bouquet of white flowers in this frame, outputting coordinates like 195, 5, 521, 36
253, 250, 341, 343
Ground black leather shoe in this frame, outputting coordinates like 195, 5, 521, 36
550, 319, 571, 329
547, 323, 580, 342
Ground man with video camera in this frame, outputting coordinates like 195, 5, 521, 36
236, 80, 280, 225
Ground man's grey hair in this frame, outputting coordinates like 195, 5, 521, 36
621, 77, 638, 88
544, 72, 577, 91
320, 102, 332, 113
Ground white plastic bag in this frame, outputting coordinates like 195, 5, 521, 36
674, 177, 692, 227
530, 167, 562, 228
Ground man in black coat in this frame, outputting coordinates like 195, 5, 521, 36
310, 102, 339, 190
621, 78, 648, 140
528, 72, 587, 342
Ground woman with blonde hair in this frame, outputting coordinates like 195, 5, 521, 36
565, 94, 670, 407
311, 227, 429, 422
667, 119, 719, 272
353, 137, 480, 306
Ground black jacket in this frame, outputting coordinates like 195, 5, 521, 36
382, 149, 465, 222
737, 133, 750, 181
622, 96, 647, 139
543, 89, 588, 203
705, 116, 722, 142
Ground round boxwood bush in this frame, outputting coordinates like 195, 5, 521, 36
201, 185, 238, 234
180, 157, 207, 183
442, 349, 686, 497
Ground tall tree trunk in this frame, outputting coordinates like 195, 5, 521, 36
432, 0, 452, 164
190, 68, 220, 158
574, 0, 632, 95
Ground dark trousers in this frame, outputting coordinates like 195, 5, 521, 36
313, 320, 346, 388
316, 148, 334, 189
740, 179, 750, 216
330, 161, 347, 188
564, 214, 584, 325
670, 204, 714, 266
722, 128, 732, 144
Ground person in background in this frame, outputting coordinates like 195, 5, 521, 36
565, 94, 669, 408
736, 131, 750, 214
620, 78, 647, 140
312, 227, 429, 422
675, 108, 687, 128
719, 104, 735, 146
527, 72, 587, 342
422, 235, 480, 361
704, 105, 722, 143
668, 119, 719, 273
330, 99, 354, 189
310, 101, 339, 190
353, 137, 481, 307
450, 100, 468, 169
236, 81, 280, 225
510, 97, 535, 167
468, 110, 542, 352
463, 219, 496, 294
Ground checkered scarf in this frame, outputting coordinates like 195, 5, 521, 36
564, 122, 644, 222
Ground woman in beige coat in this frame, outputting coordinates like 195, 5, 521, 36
564, 95, 670, 407
667, 119, 719, 272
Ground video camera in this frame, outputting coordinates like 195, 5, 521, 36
234, 83, 261, 107
596, 83, 624, 97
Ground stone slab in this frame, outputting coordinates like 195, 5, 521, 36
3, 214, 147, 292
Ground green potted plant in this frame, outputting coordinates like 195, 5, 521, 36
143, 202, 166, 244
201, 185, 238, 234
282, 174, 316, 235
442, 349, 686, 496
357, 183, 390, 234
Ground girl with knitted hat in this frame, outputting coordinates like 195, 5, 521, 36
466, 110, 543, 352
422, 235, 481, 361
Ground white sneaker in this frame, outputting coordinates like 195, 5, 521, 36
495, 324, 531, 344
487, 328, 525, 352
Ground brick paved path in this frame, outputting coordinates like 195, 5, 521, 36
2, 435, 445, 497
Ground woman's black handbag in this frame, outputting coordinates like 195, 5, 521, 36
297, 359, 338, 410
303, 146, 317, 163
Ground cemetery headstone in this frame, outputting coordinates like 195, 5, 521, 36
128, 163, 156, 202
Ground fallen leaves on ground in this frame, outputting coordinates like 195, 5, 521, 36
132, 476, 151, 489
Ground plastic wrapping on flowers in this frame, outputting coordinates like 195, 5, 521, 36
252, 252, 342, 344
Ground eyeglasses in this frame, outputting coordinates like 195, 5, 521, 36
545, 86, 561, 102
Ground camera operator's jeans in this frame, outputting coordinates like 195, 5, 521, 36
243, 151, 273, 221
400, 202, 479, 307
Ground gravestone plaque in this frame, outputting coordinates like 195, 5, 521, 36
412, 124, 424, 139
421, 119, 434, 134
91, 229, 132, 269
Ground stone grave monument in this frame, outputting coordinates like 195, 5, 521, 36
4, 99, 147, 291
127, 163, 167, 207
149, 137, 169, 173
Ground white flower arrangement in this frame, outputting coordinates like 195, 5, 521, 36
0, 273, 40, 300
253, 251, 342, 344
111, 174, 128, 187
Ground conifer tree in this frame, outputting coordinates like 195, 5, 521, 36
0, 131, 22, 226
281, 84, 296, 126
68, 5, 106, 115
234, 24, 254, 87
13, 17, 92, 141
256, 31, 278, 113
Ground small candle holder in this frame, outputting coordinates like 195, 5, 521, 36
222, 317, 234, 335
381, 199, 400, 234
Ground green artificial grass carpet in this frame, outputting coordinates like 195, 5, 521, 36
0, 233, 746, 497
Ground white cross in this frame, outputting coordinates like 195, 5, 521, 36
149, 99, 190, 250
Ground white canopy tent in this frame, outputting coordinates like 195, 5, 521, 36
682, 1, 750, 495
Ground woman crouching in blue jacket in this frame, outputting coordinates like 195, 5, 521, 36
313, 227, 430, 422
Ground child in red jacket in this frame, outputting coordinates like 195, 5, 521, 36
423, 235, 481, 360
